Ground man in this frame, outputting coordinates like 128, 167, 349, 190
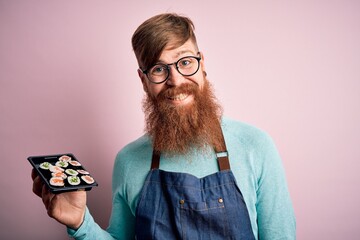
32, 13, 296, 239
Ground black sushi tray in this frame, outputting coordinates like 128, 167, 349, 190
28, 153, 98, 194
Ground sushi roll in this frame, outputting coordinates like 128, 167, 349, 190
65, 169, 78, 176
55, 160, 69, 168
49, 177, 64, 187
67, 176, 80, 185
51, 172, 67, 179
39, 162, 51, 170
49, 165, 65, 173
69, 160, 81, 167
81, 175, 95, 184
77, 169, 89, 175
59, 155, 71, 162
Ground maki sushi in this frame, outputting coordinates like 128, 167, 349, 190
56, 160, 69, 168
65, 169, 78, 176
59, 155, 71, 162
69, 160, 81, 167
50, 177, 65, 187
67, 176, 81, 185
39, 162, 51, 170
51, 171, 67, 179
81, 175, 95, 184
77, 169, 89, 175
49, 165, 65, 173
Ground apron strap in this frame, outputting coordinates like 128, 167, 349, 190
150, 120, 230, 171
216, 151, 230, 171
214, 125, 230, 171
151, 150, 161, 170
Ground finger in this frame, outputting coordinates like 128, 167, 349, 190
31, 168, 38, 180
32, 175, 43, 197
41, 184, 54, 210
47, 194, 58, 218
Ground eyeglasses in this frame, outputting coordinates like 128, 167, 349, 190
141, 55, 201, 84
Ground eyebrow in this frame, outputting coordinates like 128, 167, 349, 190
158, 50, 196, 64
173, 50, 194, 58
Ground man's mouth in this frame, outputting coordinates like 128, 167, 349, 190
167, 93, 189, 101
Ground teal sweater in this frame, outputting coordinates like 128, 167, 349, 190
68, 117, 296, 239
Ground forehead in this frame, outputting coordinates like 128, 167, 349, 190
158, 39, 198, 62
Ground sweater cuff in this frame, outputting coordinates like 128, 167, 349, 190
67, 207, 92, 239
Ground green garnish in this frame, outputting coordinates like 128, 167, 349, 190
70, 177, 79, 183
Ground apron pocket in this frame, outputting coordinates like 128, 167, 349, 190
178, 198, 230, 240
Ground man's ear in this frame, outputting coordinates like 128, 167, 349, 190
199, 52, 206, 73
137, 69, 148, 93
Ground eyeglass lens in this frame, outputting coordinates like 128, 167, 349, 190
147, 56, 200, 83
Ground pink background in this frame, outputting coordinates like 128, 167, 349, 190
1, 1, 359, 239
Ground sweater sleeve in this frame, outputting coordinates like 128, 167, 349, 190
66, 190, 135, 240
67, 150, 137, 240
105, 149, 136, 239
67, 207, 116, 240
255, 133, 296, 240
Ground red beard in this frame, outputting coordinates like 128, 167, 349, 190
142, 79, 223, 155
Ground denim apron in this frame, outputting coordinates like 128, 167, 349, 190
135, 131, 255, 240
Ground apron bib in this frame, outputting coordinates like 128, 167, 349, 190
135, 130, 255, 240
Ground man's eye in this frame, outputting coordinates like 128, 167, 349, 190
151, 66, 166, 75
179, 59, 191, 67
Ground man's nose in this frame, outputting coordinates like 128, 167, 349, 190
166, 64, 184, 86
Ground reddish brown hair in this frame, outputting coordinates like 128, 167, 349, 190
132, 13, 198, 70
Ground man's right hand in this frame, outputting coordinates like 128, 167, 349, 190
31, 169, 87, 230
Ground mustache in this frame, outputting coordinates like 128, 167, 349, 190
157, 83, 199, 100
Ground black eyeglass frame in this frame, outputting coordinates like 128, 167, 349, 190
140, 53, 202, 84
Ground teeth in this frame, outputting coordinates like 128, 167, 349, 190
169, 93, 188, 101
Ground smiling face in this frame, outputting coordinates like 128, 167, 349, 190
132, 13, 223, 154
138, 39, 206, 107
140, 40, 223, 154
